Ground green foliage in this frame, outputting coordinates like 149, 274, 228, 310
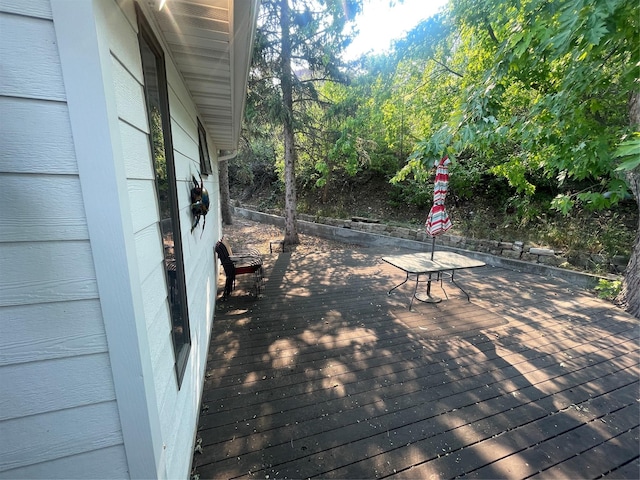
594, 279, 622, 301
233, 137, 277, 186
391, 0, 639, 227
504, 195, 546, 228
389, 177, 434, 209
615, 133, 640, 172
258, 184, 284, 211
449, 157, 490, 200
550, 176, 631, 215
150, 107, 169, 215
237, 0, 637, 283
490, 158, 535, 196
150, 108, 166, 183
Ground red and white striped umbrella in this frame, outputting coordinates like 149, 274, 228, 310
425, 155, 453, 237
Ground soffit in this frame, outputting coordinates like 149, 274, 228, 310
149, 0, 259, 151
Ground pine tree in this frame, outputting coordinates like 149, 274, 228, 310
249, 0, 361, 244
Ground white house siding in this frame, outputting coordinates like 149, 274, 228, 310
0, 2, 127, 478
106, 2, 221, 478
1, 0, 223, 477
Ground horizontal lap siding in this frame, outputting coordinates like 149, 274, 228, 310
0, 241, 98, 306
0, 300, 107, 366
110, 3, 218, 478
0, 0, 51, 18
0, 446, 129, 480
0, 353, 115, 421
0, 13, 65, 100
0, 402, 123, 475
0, 3, 124, 476
0, 174, 89, 242
109, 0, 179, 446
1, 97, 78, 174
164, 46, 221, 480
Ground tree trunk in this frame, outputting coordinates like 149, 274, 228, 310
614, 169, 639, 318
280, 0, 299, 245
283, 124, 299, 244
614, 91, 639, 318
219, 158, 233, 225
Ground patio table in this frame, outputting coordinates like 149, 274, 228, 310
382, 251, 486, 308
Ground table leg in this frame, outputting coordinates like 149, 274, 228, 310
388, 272, 410, 295
449, 270, 471, 301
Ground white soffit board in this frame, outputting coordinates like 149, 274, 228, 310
150, 0, 258, 151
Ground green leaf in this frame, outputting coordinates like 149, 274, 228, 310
614, 135, 640, 171
550, 194, 574, 215
586, 23, 609, 46
616, 157, 640, 171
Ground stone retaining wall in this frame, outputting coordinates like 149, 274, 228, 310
294, 213, 628, 274
233, 206, 622, 290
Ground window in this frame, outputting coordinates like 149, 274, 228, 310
136, 4, 190, 387
197, 118, 212, 175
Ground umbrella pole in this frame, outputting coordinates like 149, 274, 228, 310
427, 236, 435, 295
424, 236, 440, 302
428, 236, 435, 294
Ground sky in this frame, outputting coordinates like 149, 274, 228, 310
344, 0, 449, 60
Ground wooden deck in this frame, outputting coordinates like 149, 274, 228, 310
192, 247, 639, 479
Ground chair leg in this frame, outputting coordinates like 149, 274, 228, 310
224, 274, 234, 299
254, 266, 264, 295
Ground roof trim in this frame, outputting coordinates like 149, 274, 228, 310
150, 0, 259, 151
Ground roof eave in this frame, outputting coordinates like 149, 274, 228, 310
151, 0, 259, 152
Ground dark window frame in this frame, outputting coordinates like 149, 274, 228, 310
136, 3, 191, 387
197, 118, 212, 175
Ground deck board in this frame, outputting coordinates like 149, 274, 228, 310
193, 248, 639, 479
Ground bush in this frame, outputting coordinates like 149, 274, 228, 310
388, 179, 433, 209
594, 279, 622, 301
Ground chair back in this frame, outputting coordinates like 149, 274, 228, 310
215, 240, 233, 266
221, 237, 233, 255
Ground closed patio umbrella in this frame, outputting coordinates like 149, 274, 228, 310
425, 155, 453, 258
422, 155, 453, 302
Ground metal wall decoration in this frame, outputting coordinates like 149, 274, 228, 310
190, 173, 210, 235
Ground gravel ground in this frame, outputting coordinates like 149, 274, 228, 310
220, 216, 357, 255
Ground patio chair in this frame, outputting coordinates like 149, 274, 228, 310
215, 238, 264, 299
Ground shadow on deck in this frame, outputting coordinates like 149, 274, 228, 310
192, 247, 639, 479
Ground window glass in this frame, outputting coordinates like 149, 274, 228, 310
137, 5, 190, 386
198, 118, 212, 175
